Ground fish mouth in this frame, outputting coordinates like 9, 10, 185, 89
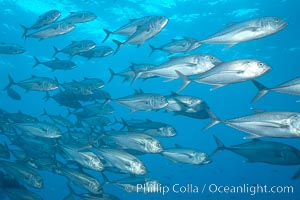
279, 21, 288, 30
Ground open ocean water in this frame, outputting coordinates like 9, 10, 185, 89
0, 0, 300, 199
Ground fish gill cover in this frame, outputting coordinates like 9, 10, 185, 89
0, 0, 300, 199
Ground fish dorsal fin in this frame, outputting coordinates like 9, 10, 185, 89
129, 18, 137, 22
71, 41, 77, 44
72, 79, 78, 83
134, 89, 144, 94
84, 77, 88, 80
170, 91, 178, 96
54, 57, 60, 61
146, 119, 152, 122
171, 38, 181, 42
175, 144, 183, 148
70, 12, 75, 14
31, 75, 38, 78
227, 22, 236, 27
183, 36, 196, 42
250, 108, 265, 114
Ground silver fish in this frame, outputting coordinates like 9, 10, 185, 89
0, 161, 43, 188
13, 122, 62, 138
41, 108, 74, 128
149, 37, 201, 56
83, 103, 114, 115
176, 59, 271, 92
165, 91, 208, 113
56, 165, 102, 194
101, 131, 163, 153
206, 110, 300, 139
102, 16, 157, 42
24, 20, 75, 40
94, 148, 147, 175
108, 91, 168, 112
113, 16, 168, 54
20, 9, 61, 37
133, 54, 221, 83
59, 145, 104, 171
77, 46, 114, 59
121, 118, 176, 137
108, 63, 157, 83
199, 16, 288, 48
213, 135, 300, 165
62, 11, 97, 24
252, 78, 300, 102
161, 147, 211, 165
33, 56, 77, 71
4, 188, 43, 200
0, 42, 25, 54
4, 75, 59, 92
81, 116, 112, 127
52, 40, 96, 58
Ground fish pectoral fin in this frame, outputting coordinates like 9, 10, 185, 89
243, 134, 261, 140
163, 78, 176, 83
130, 109, 137, 113
210, 85, 225, 91
223, 43, 237, 50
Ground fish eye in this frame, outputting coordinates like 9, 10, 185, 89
210, 56, 214, 60
259, 63, 264, 67
274, 18, 279, 22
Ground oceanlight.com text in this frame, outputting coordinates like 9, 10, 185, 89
207, 183, 294, 195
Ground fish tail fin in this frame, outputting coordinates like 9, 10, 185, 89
175, 70, 191, 92
41, 108, 48, 116
112, 39, 123, 55
149, 44, 159, 56
3, 75, 16, 91
108, 68, 116, 83
102, 28, 112, 43
62, 184, 78, 200
101, 93, 112, 108
120, 117, 128, 130
203, 110, 221, 130
291, 168, 300, 180
32, 56, 41, 68
19, 24, 28, 38
251, 80, 269, 103
210, 135, 227, 156
43, 91, 51, 102
101, 172, 110, 185
52, 46, 60, 58
66, 108, 73, 117
130, 64, 145, 85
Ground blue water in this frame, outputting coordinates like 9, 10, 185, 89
1, 0, 300, 199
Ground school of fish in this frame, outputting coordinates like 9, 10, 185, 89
0, 5, 299, 200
